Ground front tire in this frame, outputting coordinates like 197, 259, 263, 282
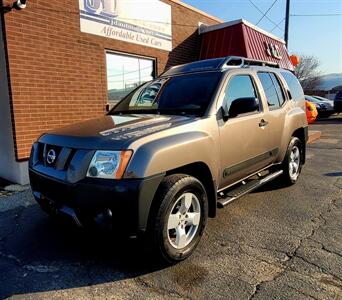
281, 137, 303, 185
147, 174, 208, 264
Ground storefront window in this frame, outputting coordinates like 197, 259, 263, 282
106, 52, 156, 103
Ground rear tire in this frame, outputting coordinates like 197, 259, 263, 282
281, 137, 303, 185
146, 174, 208, 264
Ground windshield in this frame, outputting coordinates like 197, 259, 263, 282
109, 72, 222, 116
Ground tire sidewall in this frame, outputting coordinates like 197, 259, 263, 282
156, 177, 208, 262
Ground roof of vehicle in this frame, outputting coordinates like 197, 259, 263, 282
161, 56, 283, 77
305, 95, 320, 103
313, 96, 333, 102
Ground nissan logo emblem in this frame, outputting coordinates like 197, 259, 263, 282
46, 149, 56, 164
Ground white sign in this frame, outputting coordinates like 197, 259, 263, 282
79, 0, 172, 51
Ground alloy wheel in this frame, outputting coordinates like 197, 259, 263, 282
289, 145, 300, 180
167, 192, 201, 249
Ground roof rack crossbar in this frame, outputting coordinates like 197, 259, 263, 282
222, 56, 280, 69
160, 56, 280, 77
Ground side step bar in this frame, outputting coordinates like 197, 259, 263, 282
217, 170, 283, 208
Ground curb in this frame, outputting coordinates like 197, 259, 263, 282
4, 184, 30, 192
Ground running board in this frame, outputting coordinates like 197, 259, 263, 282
217, 170, 283, 208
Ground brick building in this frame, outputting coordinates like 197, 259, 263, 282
0, 0, 222, 184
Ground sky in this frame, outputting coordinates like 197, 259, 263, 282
182, 0, 342, 75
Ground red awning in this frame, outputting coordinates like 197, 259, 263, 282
200, 19, 294, 71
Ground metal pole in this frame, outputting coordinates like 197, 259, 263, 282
284, 0, 291, 48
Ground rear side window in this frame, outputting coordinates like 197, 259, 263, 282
270, 73, 285, 105
280, 72, 304, 101
257, 72, 283, 110
223, 75, 260, 112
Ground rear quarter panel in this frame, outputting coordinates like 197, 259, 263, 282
275, 69, 308, 162
276, 100, 307, 162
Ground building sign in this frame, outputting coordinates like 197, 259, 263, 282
79, 0, 172, 51
264, 42, 282, 59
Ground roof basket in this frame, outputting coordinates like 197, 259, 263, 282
160, 56, 280, 77
222, 56, 280, 69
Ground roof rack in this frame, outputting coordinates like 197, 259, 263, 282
221, 56, 280, 69
160, 56, 279, 77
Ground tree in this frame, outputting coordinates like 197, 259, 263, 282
294, 55, 321, 91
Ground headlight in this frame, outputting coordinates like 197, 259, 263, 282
87, 150, 132, 179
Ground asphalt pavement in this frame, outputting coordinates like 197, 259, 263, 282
0, 118, 341, 300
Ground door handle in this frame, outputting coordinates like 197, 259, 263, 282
259, 119, 268, 127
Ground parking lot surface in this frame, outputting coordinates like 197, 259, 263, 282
0, 118, 341, 300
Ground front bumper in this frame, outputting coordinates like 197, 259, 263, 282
317, 107, 335, 115
29, 168, 164, 236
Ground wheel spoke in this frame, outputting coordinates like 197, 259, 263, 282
168, 213, 180, 230
289, 162, 294, 174
294, 148, 300, 160
186, 212, 200, 226
175, 226, 187, 248
180, 193, 192, 213
290, 151, 295, 161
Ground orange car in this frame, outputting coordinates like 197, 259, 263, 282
305, 100, 318, 124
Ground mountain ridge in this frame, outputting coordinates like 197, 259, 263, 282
317, 73, 342, 90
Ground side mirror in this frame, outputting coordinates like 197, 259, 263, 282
228, 97, 259, 118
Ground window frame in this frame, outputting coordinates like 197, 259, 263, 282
257, 71, 288, 111
105, 50, 158, 103
221, 73, 264, 118
269, 72, 287, 106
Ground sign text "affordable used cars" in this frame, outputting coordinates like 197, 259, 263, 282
79, 0, 172, 51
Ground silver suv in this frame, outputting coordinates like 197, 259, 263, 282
29, 56, 308, 263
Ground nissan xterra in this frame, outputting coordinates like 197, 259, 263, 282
29, 56, 308, 263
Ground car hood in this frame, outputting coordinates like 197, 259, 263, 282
39, 114, 195, 150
